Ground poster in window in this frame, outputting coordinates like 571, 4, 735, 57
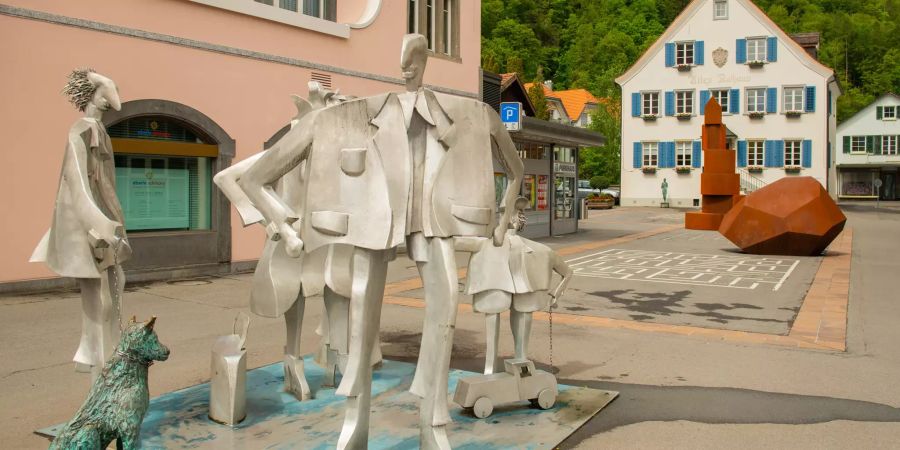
522, 175, 536, 209
493, 172, 508, 208
115, 167, 190, 230
536, 175, 549, 211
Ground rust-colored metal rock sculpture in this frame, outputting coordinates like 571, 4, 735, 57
718, 177, 846, 256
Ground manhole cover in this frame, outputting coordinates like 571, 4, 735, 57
167, 279, 212, 286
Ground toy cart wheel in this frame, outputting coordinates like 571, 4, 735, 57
473, 397, 494, 419
534, 389, 556, 410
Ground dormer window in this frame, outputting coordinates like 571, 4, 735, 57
676, 42, 695, 66
714, 0, 728, 20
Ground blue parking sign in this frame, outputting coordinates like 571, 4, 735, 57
500, 102, 522, 132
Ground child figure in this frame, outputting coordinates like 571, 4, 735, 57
456, 197, 573, 374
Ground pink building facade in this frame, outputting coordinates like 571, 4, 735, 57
0, 0, 481, 290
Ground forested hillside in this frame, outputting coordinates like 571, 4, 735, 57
482, 0, 900, 181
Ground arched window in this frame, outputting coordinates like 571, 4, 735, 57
108, 116, 216, 232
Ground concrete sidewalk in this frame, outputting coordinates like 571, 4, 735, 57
1, 206, 899, 449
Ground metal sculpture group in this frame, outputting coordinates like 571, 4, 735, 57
685, 99, 845, 256
37, 34, 578, 450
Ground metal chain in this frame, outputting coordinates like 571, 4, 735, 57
111, 237, 123, 331
548, 303, 554, 372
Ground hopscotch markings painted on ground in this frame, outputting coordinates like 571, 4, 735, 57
567, 249, 799, 291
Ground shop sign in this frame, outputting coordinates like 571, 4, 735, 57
115, 167, 190, 230
554, 162, 576, 175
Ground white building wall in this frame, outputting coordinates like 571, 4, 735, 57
834, 94, 900, 198
618, 0, 836, 207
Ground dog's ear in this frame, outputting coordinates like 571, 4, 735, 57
145, 316, 157, 331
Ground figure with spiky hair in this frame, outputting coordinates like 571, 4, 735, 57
31, 69, 132, 381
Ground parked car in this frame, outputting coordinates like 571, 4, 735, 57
577, 179, 601, 201
600, 187, 620, 205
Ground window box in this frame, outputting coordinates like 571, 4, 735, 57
677, 63, 693, 72
747, 166, 764, 173
676, 166, 692, 174
748, 111, 765, 119
642, 166, 658, 174
784, 165, 802, 174
642, 114, 659, 121
785, 110, 803, 118
747, 60, 766, 68
676, 112, 693, 120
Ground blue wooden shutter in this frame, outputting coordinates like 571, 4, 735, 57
766, 37, 778, 62
764, 140, 775, 167
633, 142, 642, 168
775, 141, 785, 166
737, 140, 748, 167
766, 87, 778, 113
695, 41, 705, 65
736, 38, 747, 63
802, 140, 812, 168
692, 141, 702, 168
843, 136, 851, 154
632, 93, 641, 117
666, 142, 677, 168
877, 106, 884, 120
665, 43, 676, 67
665, 91, 675, 116
805, 86, 816, 113
699, 90, 711, 115
730, 89, 740, 113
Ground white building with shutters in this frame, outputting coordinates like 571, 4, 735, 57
835, 93, 900, 201
615, 0, 841, 207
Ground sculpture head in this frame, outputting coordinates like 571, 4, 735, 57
401, 34, 428, 92
62, 68, 121, 115
117, 316, 170, 364
510, 197, 530, 232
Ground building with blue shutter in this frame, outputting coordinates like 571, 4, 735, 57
615, 0, 841, 207
835, 93, 900, 201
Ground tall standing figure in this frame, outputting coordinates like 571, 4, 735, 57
31, 69, 132, 380
239, 34, 523, 449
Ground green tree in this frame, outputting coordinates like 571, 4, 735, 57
528, 68, 550, 120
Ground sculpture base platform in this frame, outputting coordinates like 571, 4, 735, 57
660, 202, 670, 208
685, 211, 724, 230
37, 357, 617, 449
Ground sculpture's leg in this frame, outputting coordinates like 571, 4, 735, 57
284, 297, 311, 400
74, 266, 123, 380
484, 313, 501, 374
510, 311, 533, 361
323, 286, 349, 387
335, 248, 387, 450
410, 237, 457, 450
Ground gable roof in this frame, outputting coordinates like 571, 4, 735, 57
524, 83, 602, 121
837, 93, 900, 130
499, 73, 537, 117
615, 0, 835, 86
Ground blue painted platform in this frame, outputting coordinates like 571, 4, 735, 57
39, 357, 616, 449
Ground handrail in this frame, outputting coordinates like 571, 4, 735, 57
738, 168, 767, 193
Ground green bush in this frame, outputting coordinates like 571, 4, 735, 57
590, 175, 611, 190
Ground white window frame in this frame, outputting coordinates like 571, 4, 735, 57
441, 0, 452, 55
746, 88, 766, 114
783, 86, 805, 113
884, 106, 897, 120
676, 41, 695, 66
713, 0, 728, 20
643, 142, 659, 167
408, 0, 419, 33
884, 135, 898, 155
851, 136, 867, 154
784, 140, 802, 166
193, 0, 348, 37
747, 37, 767, 62
748, 140, 765, 166
676, 90, 694, 115
426, 0, 435, 51
712, 88, 730, 114
642, 91, 660, 116
676, 141, 693, 167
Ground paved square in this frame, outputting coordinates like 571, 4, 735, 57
569, 249, 800, 291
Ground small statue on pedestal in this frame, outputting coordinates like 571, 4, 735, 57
31, 69, 132, 380
661, 177, 670, 207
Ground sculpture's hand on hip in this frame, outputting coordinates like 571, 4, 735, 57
269, 221, 304, 258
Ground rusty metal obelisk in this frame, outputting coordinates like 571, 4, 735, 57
685, 99, 741, 230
